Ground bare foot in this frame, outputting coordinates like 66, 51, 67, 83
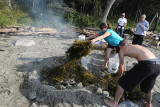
101, 66, 108, 71
104, 99, 117, 107
143, 101, 151, 107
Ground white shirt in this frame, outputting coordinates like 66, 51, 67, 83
118, 18, 127, 29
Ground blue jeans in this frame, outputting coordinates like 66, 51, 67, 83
118, 28, 124, 37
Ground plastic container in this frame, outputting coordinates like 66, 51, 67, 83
81, 57, 90, 70
118, 100, 139, 107
93, 39, 107, 50
78, 34, 86, 41
108, 54, 119, 73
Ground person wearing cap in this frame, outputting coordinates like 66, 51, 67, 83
86, 22, 123, 69
117, 13, 127, 37
104, 40, 160, 107
132, 14, 149, 45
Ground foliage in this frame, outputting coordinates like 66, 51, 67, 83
64, 0, 160, 30
0, 0, 31, 27
64, 9, 100, 27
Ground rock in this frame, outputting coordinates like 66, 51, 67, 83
41, 80, 48, 85
96, 88, 103, 95
57, 85, 66, 90
0, 70, 5, 76
32, 58, 44, 63
30, 103, 38, 107
13, 40, 36, 46
61, 79, 76, 86
31, 27, 36, 32
42, 39, 47, 44
29, 91, 37, 99
103, 91, 109, 98
77, 82, 83, 88
37, 58, 44, 62
29, 70, 39, 80
37, 97, 45, 102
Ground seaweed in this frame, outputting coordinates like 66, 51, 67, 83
41, 40, 108, 88
41, 40, 145, 102
66, 40, 93, 60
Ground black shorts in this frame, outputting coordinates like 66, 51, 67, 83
118, 58, 160, 93
107, 44, 120, 53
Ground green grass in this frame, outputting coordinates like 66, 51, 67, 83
0, 1, 31, 27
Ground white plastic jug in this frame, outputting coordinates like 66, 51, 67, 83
108, 54, 119, 73
78, 34, 86, 41
81, 57, 90, 70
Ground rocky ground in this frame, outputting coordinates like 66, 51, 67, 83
0, 27, 160, 107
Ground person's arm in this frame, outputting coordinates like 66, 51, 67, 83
117, 23, 119, 32
91, 31, 111, 43
118, 52, 125, 79
134, 23, 139, 32
123, 19, 127, 27
117, 18, 120, 32
86, 32, 100, 40
140, 21, 149, 31
124, 23, 127, 27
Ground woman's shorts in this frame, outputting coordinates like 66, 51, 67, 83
107, 44, 120, 53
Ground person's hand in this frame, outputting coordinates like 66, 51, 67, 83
139, 24, 143, 27
116, 27, 119, 33
91, 39, 95, 44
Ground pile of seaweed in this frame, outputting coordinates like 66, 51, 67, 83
41, 40, 144, 102
41, 40, 107, 88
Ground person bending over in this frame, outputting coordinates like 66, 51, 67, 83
104, 40, 160, 107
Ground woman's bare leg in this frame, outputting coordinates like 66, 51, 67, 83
102, 48, 112, 69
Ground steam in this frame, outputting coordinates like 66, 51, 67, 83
16, 0, 69, 29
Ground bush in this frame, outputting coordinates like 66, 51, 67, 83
64, 9, 100, 28
0, 1, 31, 27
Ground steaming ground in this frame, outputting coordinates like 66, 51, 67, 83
0, 31, 160, 107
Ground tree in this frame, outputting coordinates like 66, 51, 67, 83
8, 0, 13, 9
101, 0, 116, 22
154, 13, 160, 31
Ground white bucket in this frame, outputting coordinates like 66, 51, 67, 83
78, 34, 86, 41
108, 55, 119, 73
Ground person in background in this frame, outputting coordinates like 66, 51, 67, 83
104, 40, 160, 107
117, 13, 127, 37
86, 22, 123, 69
132, 14, 149, 45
